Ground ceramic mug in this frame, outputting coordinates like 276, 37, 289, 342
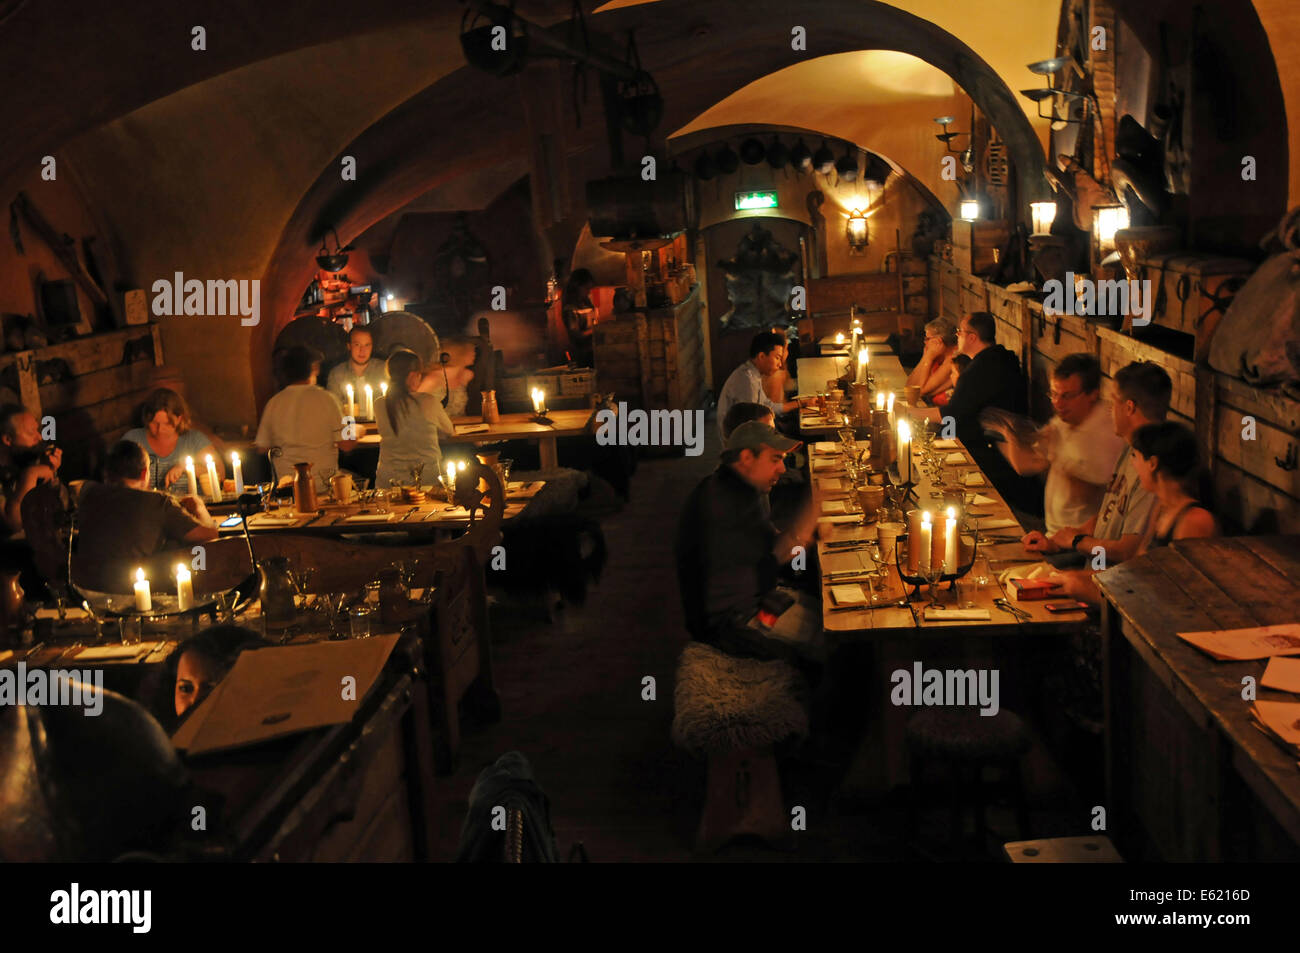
331, 471, 354, 504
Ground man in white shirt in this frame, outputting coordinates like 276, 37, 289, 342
256, 346, 358, 490
716, 331, 803, 442
989, 353, 1124, 535
325, 326, 388, 408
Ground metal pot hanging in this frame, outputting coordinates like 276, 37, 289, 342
790, 139, 813, 172
812, 140, 835, 175
766, 137, 789, 170
714, 142, 739, 175
315, 227, 351, 272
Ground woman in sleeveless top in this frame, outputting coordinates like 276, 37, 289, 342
1130, 421, 1217, 553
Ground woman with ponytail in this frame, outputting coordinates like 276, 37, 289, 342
375, 349, 454, 487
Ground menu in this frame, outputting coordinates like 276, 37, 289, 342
1176, 623, 1300, 661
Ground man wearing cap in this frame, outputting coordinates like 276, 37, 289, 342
674, 421, 821, 660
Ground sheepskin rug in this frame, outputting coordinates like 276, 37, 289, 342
671, 642, 809, 756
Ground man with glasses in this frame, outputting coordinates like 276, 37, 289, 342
988, 353, 1124, 539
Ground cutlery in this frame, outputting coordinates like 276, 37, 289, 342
828, 599, 910, 612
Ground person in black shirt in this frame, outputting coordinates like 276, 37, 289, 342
904, 311, 1042, 516
675, 422, 819, 661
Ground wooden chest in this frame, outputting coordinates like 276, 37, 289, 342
951, 220, 1011, 276
1140, 252, 1254, 357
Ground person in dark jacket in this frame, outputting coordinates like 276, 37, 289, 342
904, 311, 1042, 516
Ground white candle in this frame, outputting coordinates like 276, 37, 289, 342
445, 461, 456, 492
345, 383, 355, 418
205, 454, 222, 503
887, 392, 896, 430
380, 381, 388, 399
876, 391, 885, 411
944, 506, 958, 573
857, 348, 869, 384
918, 515, 932, 572
898, 419, 912, 484
175, 564, 193, 611
134, 567, 151, 612
363, 384, 374, 420
231, 452, 244, 495
185, 456, 198, 496
835, 332, 845, 345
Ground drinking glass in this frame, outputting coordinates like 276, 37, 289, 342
972, 556, 993, 599
956, 575, 978, 609
923, 561, 948, 610
499, 458, 513, 488
120, 616, 143, 645
349, 604, 372, 639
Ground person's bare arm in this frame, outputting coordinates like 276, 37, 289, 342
183, 524, 220, 543
907, 337, 945, 389
919, 355, 954, 399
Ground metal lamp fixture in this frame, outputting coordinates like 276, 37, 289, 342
315, 227, 353, 272
1020, 57, 1090, 125
1092, 203, 1130, 265
933, 115, 970, 154
846, 209, 869, 251
959, 199, 980, 221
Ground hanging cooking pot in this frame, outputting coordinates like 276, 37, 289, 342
715, 142, 739, 175
835, 145, 858, 182
459, 3, 529, 76
694, 152, 716, 181
739, 138, 766, 165
863, 153, 892, 188
315, 227, 351, 273
790, 138, 813, 172
812, 140, 835, 175
766, 137, 789, 170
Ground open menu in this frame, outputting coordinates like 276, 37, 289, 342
172, 635, 398, 755
1176, 623, 1300, 661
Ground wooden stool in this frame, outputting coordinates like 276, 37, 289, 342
905, 708, 1032, 858
1003, 835, 1123, 863
671, 642, 808, 852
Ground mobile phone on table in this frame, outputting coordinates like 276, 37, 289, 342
1044, 601, 1089, 612
219, 515, 243, 528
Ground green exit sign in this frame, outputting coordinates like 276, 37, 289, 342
735, 190, 779, 210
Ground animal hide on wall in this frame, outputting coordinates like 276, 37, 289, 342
1208, 208, 1300, 398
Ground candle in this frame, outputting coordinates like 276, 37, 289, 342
175, 564, 193, 611
857, 348, 869, 384
185, 456, 198, 496
345, 383, 355, 418
898, 420, 912, 484
876, 391, 885, 412
918, 514, 932, 572
835, 332, 845, 345
133, 567, 151, 612
944, 506, 958, 573
887, 392, 895, 415
380, 381, 388, 399
205, 454, 222, 503
231, 452, 244, 495
363, 384, 374, 420
445, 461, 456, 492
531, 388, 546, 415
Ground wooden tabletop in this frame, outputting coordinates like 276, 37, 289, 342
355, 409, 593, 447
1095, 535, 1300, 845
216, 481, 545, 537
807, 350, 1084, 638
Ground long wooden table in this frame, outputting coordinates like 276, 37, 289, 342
1096, 536, 1300, 861
798, 346, 1086, 789
357, 409, 593, 470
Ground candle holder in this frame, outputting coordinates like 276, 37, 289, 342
893, 532, 978, 600
531, 411, 554, 426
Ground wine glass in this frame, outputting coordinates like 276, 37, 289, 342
867, 545, 889, 603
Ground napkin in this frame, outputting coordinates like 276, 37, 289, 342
972, 494, 997, 506
933, 439, 960, 450
249, 514, 303, 527
822, 499, 849, 514
963, 472, 986, 486
35, 607, 91, 621
830, 585, 868, 605
819, 514, 865, 525
74, 643, 155, 661
945, 452, 968, 464
817, 477, 845, 493
924, 608, 992, 621
343, 512, 396, 523
812, 458, 842, 471
813, 442, 840, 455
1262, 657, 1300, 694
978, 517, 1019, 530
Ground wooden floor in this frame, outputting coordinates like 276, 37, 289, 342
425, 415, 1093, 861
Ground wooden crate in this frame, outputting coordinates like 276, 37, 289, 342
558, 369, 595, 397
1142, 252, 1253, 351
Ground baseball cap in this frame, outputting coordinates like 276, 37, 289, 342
724, 421, 802, 455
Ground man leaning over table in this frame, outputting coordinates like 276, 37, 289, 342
1020, 360, 1170, 570
715, 332, 809, 443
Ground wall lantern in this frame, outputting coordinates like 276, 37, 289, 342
846, 209, 869, 251
959, 200, 980, 221
1092, 203, 1130, 262
1030, 201, 1057, 236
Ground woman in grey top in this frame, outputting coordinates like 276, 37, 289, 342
374, 349, 454, 487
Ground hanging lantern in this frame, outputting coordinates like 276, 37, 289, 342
1030, 201, 1058, 236
846, 209, 869, 251
959, 199, 980, 221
